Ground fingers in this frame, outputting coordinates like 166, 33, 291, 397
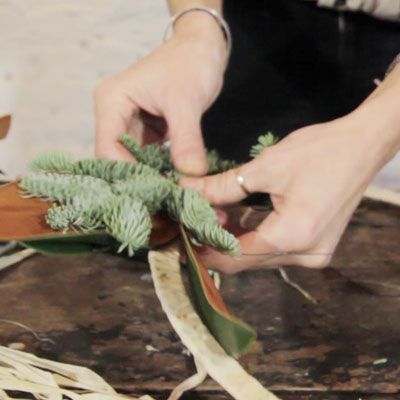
199, 207, 333, 273
94, 80, 138, 161
166, 102, 208, 176
181, 156, 275, 206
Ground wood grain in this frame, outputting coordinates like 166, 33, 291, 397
0, 199, 399, 398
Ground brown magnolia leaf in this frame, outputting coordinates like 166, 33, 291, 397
0, 115, 11, 139
0, 181, 54, 240
0, 181, 179, 246
150, 212, 180, 248
190, 243, 231, 315
180, 227, 256, 358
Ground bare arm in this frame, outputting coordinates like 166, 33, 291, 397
95, 0, 226, 175
182, 63, 400, 272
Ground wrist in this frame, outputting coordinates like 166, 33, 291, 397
346, 96, 400, 172
172, 11, 228, 58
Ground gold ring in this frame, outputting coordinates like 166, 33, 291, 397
235, 169, 251, 196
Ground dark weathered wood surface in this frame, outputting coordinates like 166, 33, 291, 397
0, 199, 399, 399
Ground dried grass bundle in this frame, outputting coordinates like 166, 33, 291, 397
149, 243, 280, 400
0, 346, 154, 400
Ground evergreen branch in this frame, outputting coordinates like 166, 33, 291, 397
166, 186, 217, 227
46, 204, 78, 230
119, 134, 142, 159
112, 174, 172, 214
166, 186, 238, 253
165, 170, 183, 183
103, 196, 152, 257
165, 186, 217, 225
20, 173, 112, 203
46, 203, 102, 231
192, 223, 240, 255
119, 134, 173, 172
180, 187, 218, 228
250, 132, 278, 158
73, 159, 158, 182
72, 158, 116, 181
108, 160, 141, 180
29, 152, 75, 174
207, 150, 237, 174
141, 144, 173, 171
21, 131, 282, 255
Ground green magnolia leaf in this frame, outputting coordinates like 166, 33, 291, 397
21, 231, 114, 255
180, 226, 256, 358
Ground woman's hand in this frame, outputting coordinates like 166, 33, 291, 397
181, 90, 400, 273
95, 12, 227, 175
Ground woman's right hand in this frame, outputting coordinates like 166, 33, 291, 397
95, 12, 228, 176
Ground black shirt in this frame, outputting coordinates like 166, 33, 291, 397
203, 0, 400, 161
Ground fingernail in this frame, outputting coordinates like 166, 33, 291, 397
180, 176, 204, 192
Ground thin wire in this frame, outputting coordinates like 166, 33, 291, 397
241, 251, 334, 257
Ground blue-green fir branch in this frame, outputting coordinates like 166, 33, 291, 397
112, 174, 172, 215
20, 173, 112, 203
250, 132, 278, 158
120, 133, 238, 176
102, 196, 152, 257
72, 158, 140, 182
191, 223, 239, 255
207, 150, 237, 174
29, 152, 75, 174
21, 132, 275, 256
119, 134, 172, 172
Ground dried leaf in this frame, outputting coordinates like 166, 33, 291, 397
0, 182, 179, 249
0, 182, 53, 240
0, 115, 11, 140
180, 226, 256, 358
149, 243, 280, 400
0, 249, 36, 272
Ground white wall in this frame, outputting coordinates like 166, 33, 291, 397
0, 1, 398, 188
0, 0, 168, 177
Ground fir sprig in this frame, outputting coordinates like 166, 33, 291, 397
119, 134, 237, 176
192, 223, 239, 255
207, 150, 237, 174
103, 196, 152, 257
20, 173, 112, 203
119, 134, 172, 172
30, 152, 74, 174
112, 174, 172, 215
21, 132, 276, 256
249, 132, 278, 158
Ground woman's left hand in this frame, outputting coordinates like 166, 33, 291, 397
181, 92, 400, 273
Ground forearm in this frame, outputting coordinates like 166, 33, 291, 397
355, 64, 400, 161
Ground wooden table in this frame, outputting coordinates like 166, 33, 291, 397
0, 200, 399, 399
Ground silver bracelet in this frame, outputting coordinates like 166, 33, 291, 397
385, 53, 400, 77
163, 6, 232, 67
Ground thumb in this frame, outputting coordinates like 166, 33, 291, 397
166, 102, 208, 176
